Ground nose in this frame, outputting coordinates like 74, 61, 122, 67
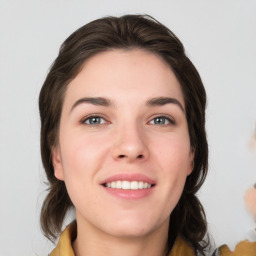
111, 123, 149, 162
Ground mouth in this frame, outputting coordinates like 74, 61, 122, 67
103, 180, 155, 190
100, 174, 156, 199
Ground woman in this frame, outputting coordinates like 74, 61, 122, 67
39, 15, 209, 256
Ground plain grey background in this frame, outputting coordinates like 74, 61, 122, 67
0, 0, 256, 255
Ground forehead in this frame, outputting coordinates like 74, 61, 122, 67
64, 49, 184, 107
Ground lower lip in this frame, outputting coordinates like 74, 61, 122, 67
102, 186, 155, 200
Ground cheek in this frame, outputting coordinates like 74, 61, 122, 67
58, 135, 102, 205
59, 130, 111, 185
153, 135, 192, 201
153, 135, 192, 170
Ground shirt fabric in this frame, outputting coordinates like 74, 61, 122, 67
213, 241, 256, 256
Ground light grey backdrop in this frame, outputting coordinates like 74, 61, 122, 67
0, 0, 256, 255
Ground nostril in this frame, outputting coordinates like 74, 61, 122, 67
117, 154, 144, 159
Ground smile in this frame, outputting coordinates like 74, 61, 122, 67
104, 180, 152, 190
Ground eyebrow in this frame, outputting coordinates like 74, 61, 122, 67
71, 97, 112, 112
70, 96, 184, 112
146, 97, 185, 112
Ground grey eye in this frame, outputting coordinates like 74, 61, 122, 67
149, 116, 174, 125
153, 117, 167, 125
83, 116, 106, 125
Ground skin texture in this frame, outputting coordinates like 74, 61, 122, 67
52, 49, 194, 256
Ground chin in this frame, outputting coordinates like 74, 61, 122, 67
108, 224, 152, 238
103, 215, 166, 239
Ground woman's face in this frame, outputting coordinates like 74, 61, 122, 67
52, 49, 194, 238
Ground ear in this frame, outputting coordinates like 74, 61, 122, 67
52, 146, 64, 181
187, 149, 195, 176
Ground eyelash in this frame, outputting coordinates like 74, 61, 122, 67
81, 114, 175, 126
148, 115, 175, 126
81, 115, 108, 125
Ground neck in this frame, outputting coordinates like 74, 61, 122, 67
73, 216, 169, 256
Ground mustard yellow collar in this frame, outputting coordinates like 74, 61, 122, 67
50, 222, 76, 256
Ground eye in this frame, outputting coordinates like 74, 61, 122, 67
81, 115, 107, 125
149, 115, 175, 125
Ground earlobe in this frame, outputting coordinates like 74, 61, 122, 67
187, 162, 194, 176
52, 146, 64, 181
187, 150, 195, 176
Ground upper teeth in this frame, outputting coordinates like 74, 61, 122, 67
105, 181, 152, 190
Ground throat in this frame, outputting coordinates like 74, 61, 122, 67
73, 217, 168, 256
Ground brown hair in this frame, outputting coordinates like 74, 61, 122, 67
39, 14, 209, 255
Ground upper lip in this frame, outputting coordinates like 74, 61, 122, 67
100, 173, 156, 185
